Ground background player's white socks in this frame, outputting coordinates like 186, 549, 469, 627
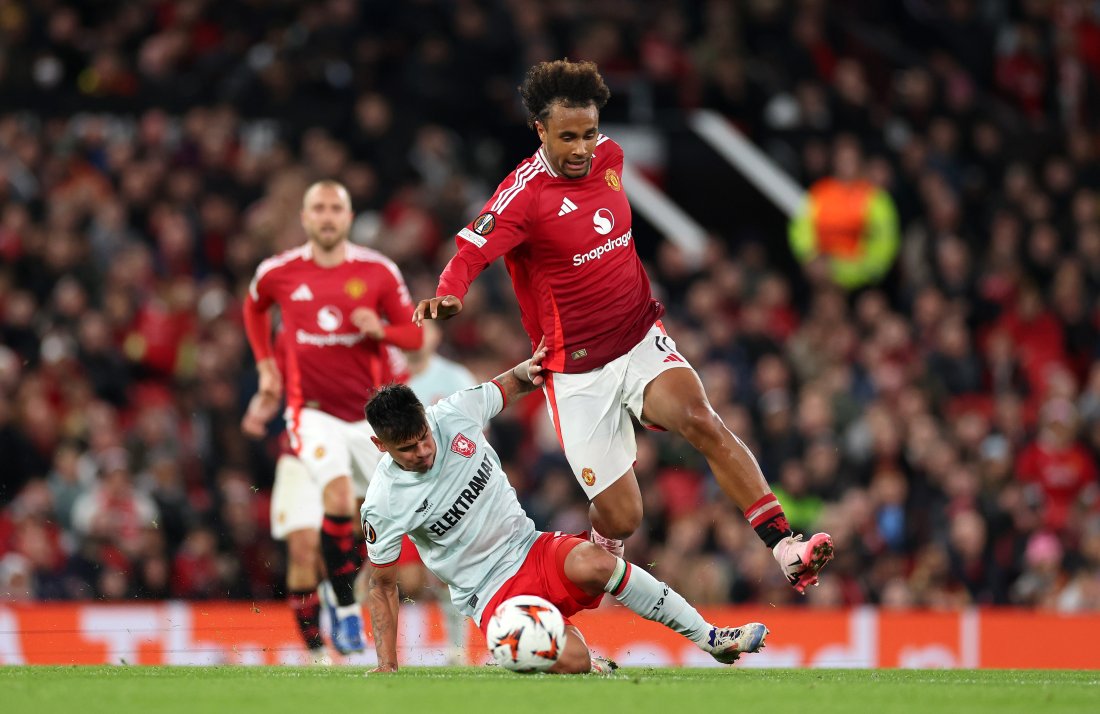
603, 557, 711, 646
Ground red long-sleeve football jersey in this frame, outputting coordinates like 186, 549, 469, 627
244, 243, 421, 422
437, 135, 663, 373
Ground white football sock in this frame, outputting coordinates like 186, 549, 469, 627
603, 557, 711, 647
441, 597, 468, 650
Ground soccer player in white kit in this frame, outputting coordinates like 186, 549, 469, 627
361, 341, 769, 674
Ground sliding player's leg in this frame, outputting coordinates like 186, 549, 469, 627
561, 538, 768, 664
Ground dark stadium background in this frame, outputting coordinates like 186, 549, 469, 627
1, 0, 1099, 628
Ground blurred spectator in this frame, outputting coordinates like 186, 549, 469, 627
1016, 398, 1098, 534
70, 448, 158, 554
1011, 530, 1066, 606
789, 136, 901, 290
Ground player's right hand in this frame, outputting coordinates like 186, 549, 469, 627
412, 295, 463, 325
241, 393, 280, 438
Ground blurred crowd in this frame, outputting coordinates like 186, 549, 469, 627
1, 0, 1099, 612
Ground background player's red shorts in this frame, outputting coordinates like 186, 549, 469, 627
478, 532, 604, 637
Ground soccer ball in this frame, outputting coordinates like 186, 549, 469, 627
485, 595, 565, 673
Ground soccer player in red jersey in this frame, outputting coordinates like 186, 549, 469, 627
414, 60, 833, 593
244, 180, 422, 652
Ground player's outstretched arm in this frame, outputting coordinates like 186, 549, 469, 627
491, 337, 547, 406
366, 565, 401, 673
412, 295, 463, 326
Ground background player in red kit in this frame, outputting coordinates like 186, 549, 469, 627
244, 180, 422, 652
414, 60, 833, 593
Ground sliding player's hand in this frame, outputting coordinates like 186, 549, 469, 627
526, 337, 548, 387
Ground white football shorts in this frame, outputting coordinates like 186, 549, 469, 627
542, 321, 693, 500
269, 453, 322, 540
285, 407, 382, 496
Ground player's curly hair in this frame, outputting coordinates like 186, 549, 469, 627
519, 59, 611, 130
365, 384, 428, 445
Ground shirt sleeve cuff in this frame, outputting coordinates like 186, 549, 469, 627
490, 379, 507, 409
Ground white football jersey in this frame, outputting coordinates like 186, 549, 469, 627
361, 382, 538, 621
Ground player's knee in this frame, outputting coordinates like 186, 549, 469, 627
565, 542, 617, 595
322, 476, 354, 514
396, 564, 427, 597
598, 500, 642, 539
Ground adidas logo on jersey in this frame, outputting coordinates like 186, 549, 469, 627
557, 197, 578, 216
290, 284, 314, 301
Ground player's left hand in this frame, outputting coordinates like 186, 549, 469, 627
352, 307, 385, 339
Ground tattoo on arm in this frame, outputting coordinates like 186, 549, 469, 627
367, 569, 400, 667
492, 365, 538, 406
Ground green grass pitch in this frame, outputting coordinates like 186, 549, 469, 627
3, 667, 1097, 714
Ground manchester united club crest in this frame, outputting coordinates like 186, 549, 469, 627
604, 169, 621, 191
581, 467, 596, 487
451, 433, 477, 458
344, 277, 367, 299
472, 212, 496, 236
363, 519, 377, 544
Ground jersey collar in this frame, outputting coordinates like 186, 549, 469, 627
537, 146, 559, 177
538, 145, 598, 179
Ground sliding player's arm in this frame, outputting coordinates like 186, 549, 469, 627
490, 337, 547, 407
365, 563, 400, 673
362, 503, 404, 673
